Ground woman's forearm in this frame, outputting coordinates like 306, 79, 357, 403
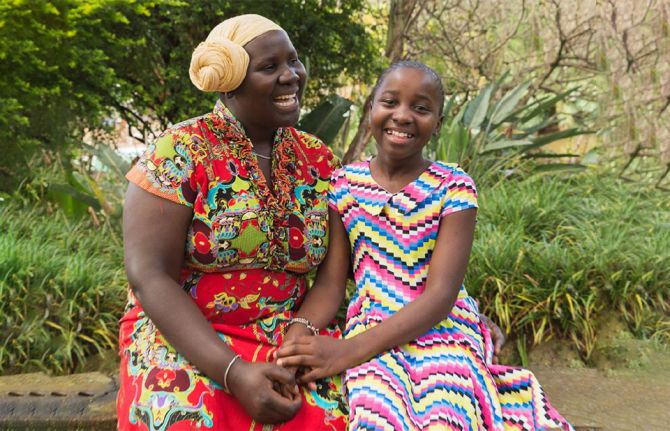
130, 272, 236, 385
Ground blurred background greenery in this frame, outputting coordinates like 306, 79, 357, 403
1, 0, 668, 375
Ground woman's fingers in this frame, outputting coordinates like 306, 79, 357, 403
265, 364, 298, 388
261, 366, 302, 420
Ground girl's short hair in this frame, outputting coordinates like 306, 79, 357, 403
372, 60, 445, 115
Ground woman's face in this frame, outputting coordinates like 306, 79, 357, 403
228, 30, 307, 136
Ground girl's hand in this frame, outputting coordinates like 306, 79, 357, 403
275, 335, 352, 385
227, 360, 302, 424
480, 314, 506, 364
274, 322, 315, 393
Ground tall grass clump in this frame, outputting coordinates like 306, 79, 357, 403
0, 201, 126, 375
468, 172, 670, 361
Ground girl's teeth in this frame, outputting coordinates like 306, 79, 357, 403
387, 130, 412, 138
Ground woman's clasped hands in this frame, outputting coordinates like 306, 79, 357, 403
226, 359, 302, 424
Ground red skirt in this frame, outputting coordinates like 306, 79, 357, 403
117, 269, 347, 431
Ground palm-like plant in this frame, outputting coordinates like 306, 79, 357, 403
429, 77, 592, 186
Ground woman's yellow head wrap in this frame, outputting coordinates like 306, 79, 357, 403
189, 14, 285, 93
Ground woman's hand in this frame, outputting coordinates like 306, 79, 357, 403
275, 335, 352, 385
480, 314, 506, 364
227, 360, 302, 424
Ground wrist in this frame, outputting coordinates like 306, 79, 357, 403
345, 335, 372, 367
286, 317, 318, 336
226, 357, 248, 397
223, 354, 242, 393
284, 323, 313, 341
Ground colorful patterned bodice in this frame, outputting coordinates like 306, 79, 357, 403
127, 101, 338, 275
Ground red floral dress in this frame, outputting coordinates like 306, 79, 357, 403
117, 101, 347, 431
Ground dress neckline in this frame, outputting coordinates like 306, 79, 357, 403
366, 159, 436, 195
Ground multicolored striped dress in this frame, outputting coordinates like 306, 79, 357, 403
328, 160, 573, 431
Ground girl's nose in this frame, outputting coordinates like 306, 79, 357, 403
391, 105, 412, 123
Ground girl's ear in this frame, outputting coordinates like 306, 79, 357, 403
433, 114, 445, 136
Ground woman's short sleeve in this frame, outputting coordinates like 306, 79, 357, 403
125, 129, 198, 207
441, 168, 478, 218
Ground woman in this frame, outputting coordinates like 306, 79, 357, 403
118, 14, 504, 431
118, 14, 347, 430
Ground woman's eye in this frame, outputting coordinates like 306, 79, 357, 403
381, 99, 396, 106
262, 64, 276, 71
290, 58, 300, 65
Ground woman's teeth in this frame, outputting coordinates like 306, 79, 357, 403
274, 94, 297, 107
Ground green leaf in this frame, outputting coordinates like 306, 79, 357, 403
490, 81, 531, 125
83, 143, 130, 179
514, 87, 579, 123
532, 163, 587, 173
463, 84, 493, 130
46, 184, 100, 218
297, 95, 353, 145
524, 152, 580, 158
480, 140, 533, 153
525, 129, 594, 152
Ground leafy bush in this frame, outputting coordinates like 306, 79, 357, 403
0, 200, 126, 374
468, 172, 670, 360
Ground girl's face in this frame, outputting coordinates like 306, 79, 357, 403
370, 67, 443, 161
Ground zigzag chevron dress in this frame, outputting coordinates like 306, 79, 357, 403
328, 161, 573, 431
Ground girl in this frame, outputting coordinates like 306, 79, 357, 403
277, 61, 573, 430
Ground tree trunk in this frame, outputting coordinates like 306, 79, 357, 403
342, 0, 419, 164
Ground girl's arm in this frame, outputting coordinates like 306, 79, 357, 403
283, 206, 351, 339
277, 208, 476, 382
124, 184, 301, 423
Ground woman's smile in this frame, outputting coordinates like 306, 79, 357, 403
273, 93, 299, 111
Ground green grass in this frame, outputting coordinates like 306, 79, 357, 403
468, 172, 670, 360
0, 200, 126, 374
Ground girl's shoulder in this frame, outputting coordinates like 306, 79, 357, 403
330, 160, 369, 182
429, 161, 476, 186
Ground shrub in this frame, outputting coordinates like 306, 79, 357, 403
0, 200, 126, 374
468, 172, 670, 360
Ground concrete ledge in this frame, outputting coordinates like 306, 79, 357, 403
0, 372, 116, 431
1, 367, 667, 430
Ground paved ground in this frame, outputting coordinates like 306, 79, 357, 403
0, 367, 668, 430
531, 366, 670, 431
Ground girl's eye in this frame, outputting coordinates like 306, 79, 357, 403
415, 105, 430, 113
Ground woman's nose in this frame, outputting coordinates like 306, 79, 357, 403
279, 64, 300, 84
